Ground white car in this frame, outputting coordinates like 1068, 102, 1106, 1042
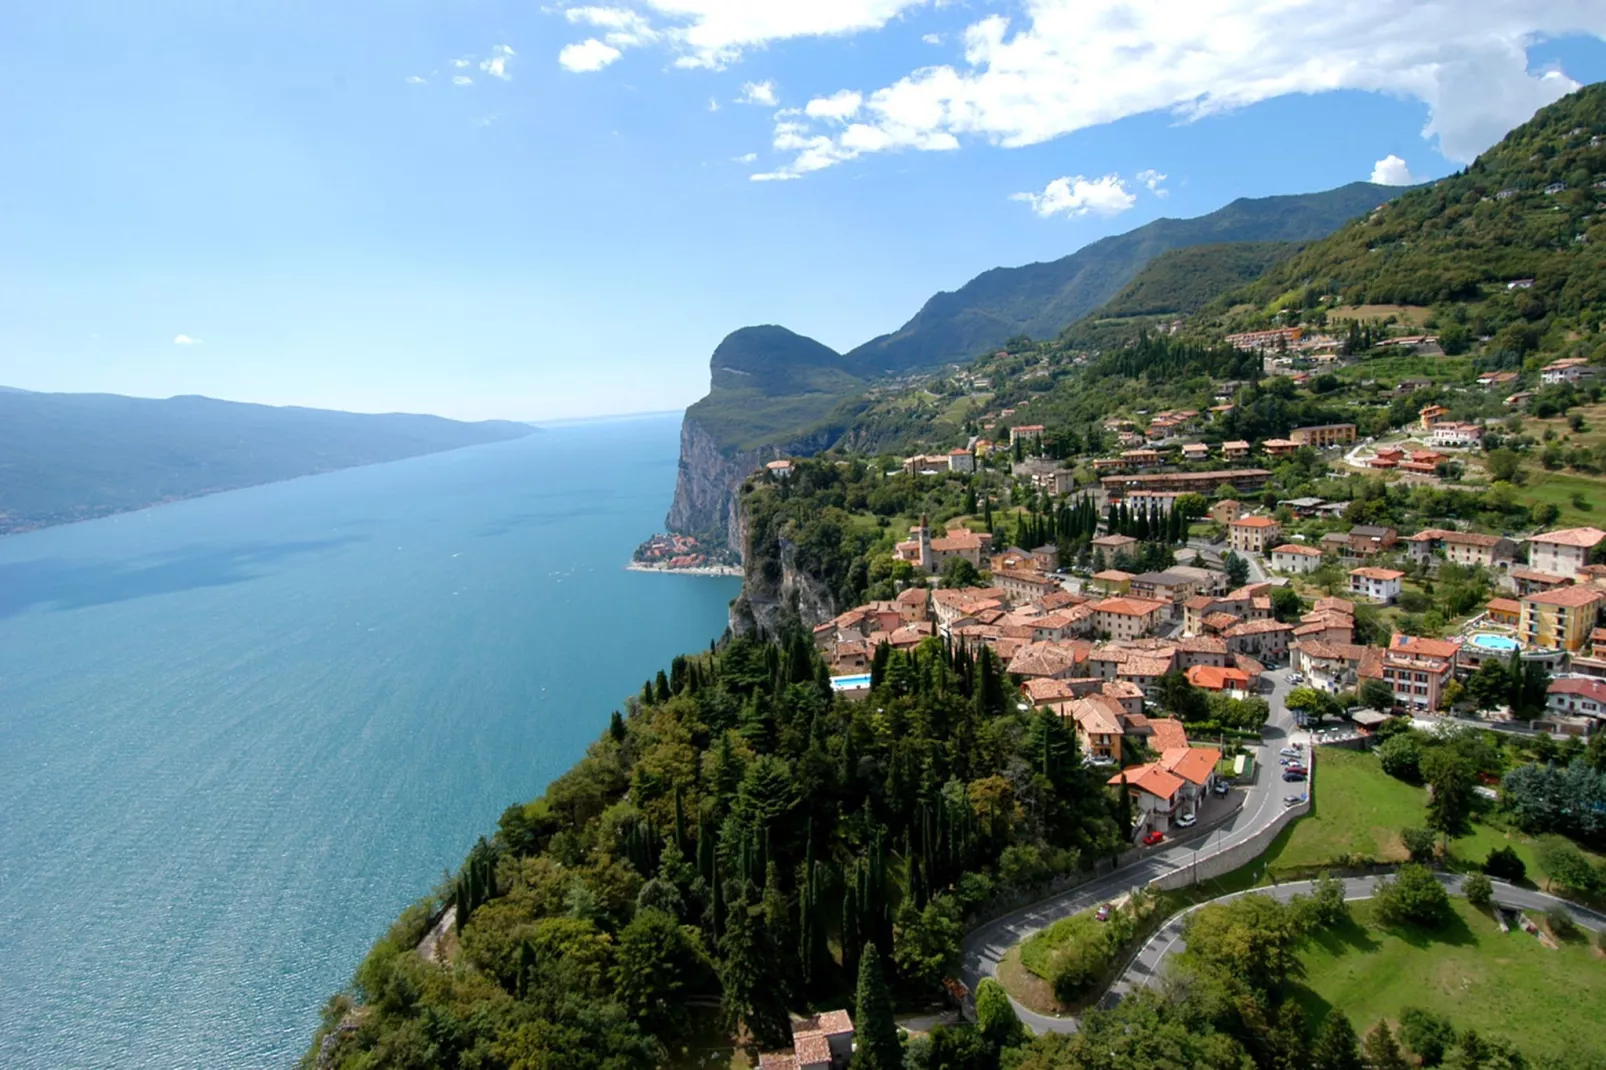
1288, 673, 1304, 684
1174, 812, 1198, 828
1279, 747, 1300, 757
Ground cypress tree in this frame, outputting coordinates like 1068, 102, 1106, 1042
609, 710, 626, 742
852, 945, 901, 1070
673, 786, 688, 856
1312, 1011, 1364, 1070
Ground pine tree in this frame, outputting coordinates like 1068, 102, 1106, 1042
1311, 1011, 1364, 1070
852, 945, 902, 1070
1362, 1021, 1409, 1070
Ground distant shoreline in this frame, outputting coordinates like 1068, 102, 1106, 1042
626, 562, 742, 578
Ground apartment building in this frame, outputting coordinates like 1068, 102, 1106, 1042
1228, 515, 1282, 554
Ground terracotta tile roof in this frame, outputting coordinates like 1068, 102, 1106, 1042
1313, 597, 1355, 615
794, 1033, 832, 1067
1093, 597, 1169, 617
1107, 762, 1185, 800
1549, 677, 1606, 702
1184, 595, 1215, 611
1486, 597, 1521, 614
1510, 567, 1570, 584
1523, 585, 1606, 608
814, 1010, 854, 1036
1007, 643, 1083, 677
1102, 680, 1145, 699
1159, 745, 1222, 786
1231, 516, 1279, 528
1203, 611, 1243, 631
1185, 664, 1251, 690
1091, 569, 1135, 581
760, 1054, 799, 1070
1350, 567, 1405, 580
896, 587, 929, 606
1022, 678, 1079, 704
1148, 718, 1189, 751
1119, 655, 1174, 678
1529, 526, 1606, 547
1176, 635, 1228, 653
1390, 634, 1462, 659
1271, 543, 1322, 556
1039, 590, 1084, 610
1234, 653, 1265, 677
1408, 528, 1507, 548
1066, 696, 1124, 736
1224, 618, 1293, 636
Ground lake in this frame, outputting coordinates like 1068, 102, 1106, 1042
0, 414, 738, 1068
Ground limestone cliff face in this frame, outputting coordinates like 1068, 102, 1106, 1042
665, 415, 766, 546
728, 526, 838, 640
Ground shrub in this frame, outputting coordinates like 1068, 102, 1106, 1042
1398, 1007, 1456, 1067
1402, 827, 1437, 863
1461, 872, 1493, 908
1374, 863, 1452, 928
1546, 905, 1578, 939
1377, 733, 1424, 782
1482, 846, 1526, 883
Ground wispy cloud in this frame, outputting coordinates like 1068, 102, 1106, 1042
480, 44, 516, 81
1011, 174, 1136, 219
452, 75, 473, 87
1370, 154, 1415, 185
734, 152, 758, 164
405, 75, 428, 85
173, 334, 202, 345
707, 96, 720, 112
736, 80, 778, 107
1136, 169, 1169, 197
921, 32, 943, 45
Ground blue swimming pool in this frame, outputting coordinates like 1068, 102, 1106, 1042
831, 673, 873, 690
1469, 632, 1520, 652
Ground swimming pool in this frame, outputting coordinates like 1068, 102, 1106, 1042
1469, 633, 1520, 652
830, 673, 873, 690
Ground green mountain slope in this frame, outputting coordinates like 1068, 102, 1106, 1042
844, 183, 1399, 375
1212, 83, 1606, 341
0, 391, 533, 533
687, 325, 863, 453
1097, 241, 1303, 318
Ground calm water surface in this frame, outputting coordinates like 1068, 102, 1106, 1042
0, 415, 737, 1068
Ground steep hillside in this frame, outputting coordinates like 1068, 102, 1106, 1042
0, 391, 534, 533
845, 183, 1397, 374
1096, 241, 1302, 318
1210, 83, 1606, 351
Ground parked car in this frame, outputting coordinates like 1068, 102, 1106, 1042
1284, 794, 1306, 807
1095, 904, 1112, 922
1288, 673, 1304, 684
1212, 781, 1230, 796
1279, 747, 1300, 758
1286, 764, 1308, 775
1175, 812, 1197, 828
1283, 770, 1307, 782
1142, 830, 1165, 846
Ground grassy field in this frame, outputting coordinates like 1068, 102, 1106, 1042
1514, 467, 1606, 529
1265, 747, 1601, 881
1294, 899, 1606, 1062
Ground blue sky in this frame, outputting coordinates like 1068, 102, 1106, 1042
1, 2, 1604, 422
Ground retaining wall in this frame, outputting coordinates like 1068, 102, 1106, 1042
1148, 751, 1313, 892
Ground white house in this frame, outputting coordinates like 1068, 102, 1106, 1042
1547, 677, 1606, 723
947, 448, 976, 473
1269, 543, 1324, 574
1430, 422, 1483, 448
1348, 567, 1404, 604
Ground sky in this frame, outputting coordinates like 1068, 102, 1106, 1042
1, 2, 1605, 423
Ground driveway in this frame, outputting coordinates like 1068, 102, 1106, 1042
958, 667, 1300, 1034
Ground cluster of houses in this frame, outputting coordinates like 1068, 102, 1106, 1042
759, 1012, 855, 1070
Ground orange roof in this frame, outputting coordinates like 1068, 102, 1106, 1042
1350, 567, 1405, 580
1159, 746, 1223, 786
1530, 527, 1606, 548
1523, 585, 1606, 608
1107, 762, 1185, 800
1092, 597, 1169, 617
1272, 543, 1322, 556
1390, 634, 1462, 659
1148, 717, 1189, 751
1185, 664, 1252, 690
1486, 598, 1521, 614
1231, 516, 1279, 528
1091, 569, 1134, 581
1119, 655, 1174, 677
1067, 696, 1124, 736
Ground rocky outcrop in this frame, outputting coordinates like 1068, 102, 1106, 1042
729, 530, 838, 640
665, 415, 768, 546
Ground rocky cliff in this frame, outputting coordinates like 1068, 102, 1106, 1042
728, 529, 838, 640
664, 415, 761, 543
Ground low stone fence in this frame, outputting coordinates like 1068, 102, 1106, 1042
1148, 751, 1313, 892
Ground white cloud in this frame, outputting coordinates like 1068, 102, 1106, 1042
805, 90, 863, 122
551, 0, 930, 70
471, 115, 499, 127
452, 75, 473, 86
1136, 168, 1168, 197
751, 170, 802, 182
724, 1, 1606, 178
1011, 174, 1136, 219
560, 38, 624, 72
450, 57, 473, 68
405, 75, 428, 85
480, 44, 516, 81
1370, 153, 1415, 185
708, 96, 720, 111
922, 32, 944, 44
734, 152, 758, 163
737, 80, 778, 106
172, 334, 202, 345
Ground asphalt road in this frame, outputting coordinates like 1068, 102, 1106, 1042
1107, 874, 1606, 1007
958, 665, 1300, 1034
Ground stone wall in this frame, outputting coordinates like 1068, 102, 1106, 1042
1148, 752, 1313, 892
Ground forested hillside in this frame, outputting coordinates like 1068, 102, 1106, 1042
0, 391, 533, 533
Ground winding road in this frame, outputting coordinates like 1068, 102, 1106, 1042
959, 662, 1301, 1034
1107, 874, 1606, 1007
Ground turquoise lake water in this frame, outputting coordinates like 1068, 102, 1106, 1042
0, 414, 739, 1068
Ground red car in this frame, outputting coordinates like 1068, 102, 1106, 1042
1142, 830, 1164, 846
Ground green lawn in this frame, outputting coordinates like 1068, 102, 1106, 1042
1515, 467, 1606, 529
1268, 747, 1601, 882
1294, 899, 1606, 1062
